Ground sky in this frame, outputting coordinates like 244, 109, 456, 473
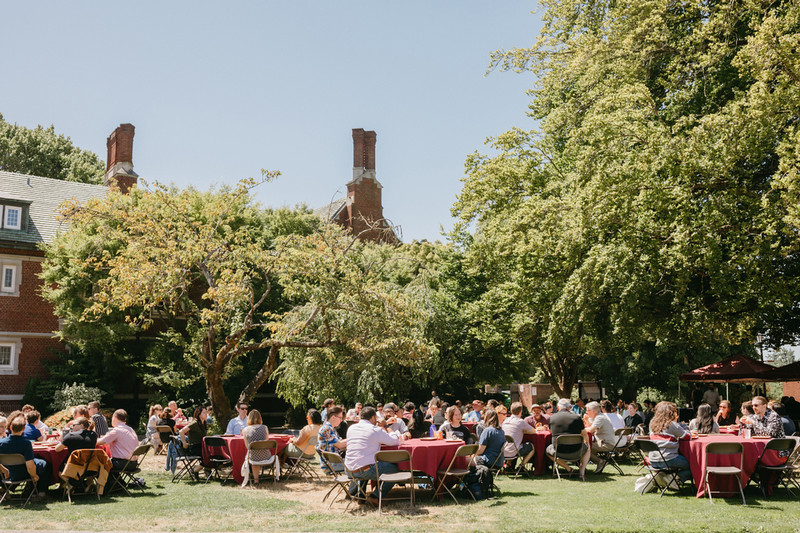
0, 2, 544, 242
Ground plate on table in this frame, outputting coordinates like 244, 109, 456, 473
445, 439, 463, 442
420, 437, 437, 441
751, 435, 771, 439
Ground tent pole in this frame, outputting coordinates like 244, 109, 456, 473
726, 382, 729, 401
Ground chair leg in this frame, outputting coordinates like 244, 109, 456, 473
737, 475, 746, 505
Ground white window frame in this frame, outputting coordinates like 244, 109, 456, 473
0, 339, 20, 375
3, 206, 21, 230
1, 265, 15, 292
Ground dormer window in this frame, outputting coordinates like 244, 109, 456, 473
3, 206, 21, 229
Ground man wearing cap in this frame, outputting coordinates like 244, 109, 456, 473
524, 404, 550, 428
464, 400, 483, 423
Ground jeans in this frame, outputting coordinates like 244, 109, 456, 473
650, 454, 692, 482
347, 462, 399, 498
165, 440, 179, 473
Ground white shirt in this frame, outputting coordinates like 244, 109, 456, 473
605, 412, 625, 430
344, 419, 401, 471
501, 415, 533, 458
226, 416, 247, 435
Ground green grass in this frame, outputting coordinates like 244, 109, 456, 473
1, 457, 799, 532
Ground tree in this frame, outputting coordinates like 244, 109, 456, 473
0, 113, 105, 183
41, 177, 434, 421
453, 0, 800, 396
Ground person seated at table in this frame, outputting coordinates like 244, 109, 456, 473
318, 406, 347, 473
0, 416, 7, 439
439, 405, 473, 443
281, 409, 323, 464
524, 404, 550, 428
5, 410, 22, 437
241, 409, 271, 483
346, 403, 363, 421
772, 402, 797, 436
55, 417, 97, 454
583, 401, 616, 473
72, 405, 90, 421
623, 402, 644, 429
601, 400, 625, 431
97, 409, 140, 470
502, 402, 535, 469
402, 402, 415, 420
647, 401, 692, 484
464, 400, 483, 423
425, 399, 446, 426
344, 406, 403, 504
320, 398, 335, 422
737, 400, 755, 425
0, 415, 50, 494
23, 411, 44, 442
472, 408, 505, 468
714, 400, 736, 427
157, 407, 177, 443
546, 399, 590, 480
23, 405, 49, 435
382, 403, 411, 439
169, 401, 187, 423
88, 401, 109, 436
688, 404, 720, 434
178, 407, 209, 458
146, 404, 163, 447
226, 403, 249, 435
740, 396, 785, 437
406, 406, 429, 439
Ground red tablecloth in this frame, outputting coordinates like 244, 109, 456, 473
522, 430, 553, 475
202, 434, 291, 485
679, 435, 781, 497
461, 422, 477, 433
393, 438, 467, 498
718, 426, 739, 435
33, 444, 111, 481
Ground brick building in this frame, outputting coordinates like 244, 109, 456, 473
314, 128, 399, 243
0, 124, 137, 412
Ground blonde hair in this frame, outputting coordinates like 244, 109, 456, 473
247, 409, 263, 425
149, 404, 163, 417
649, 401, 677, 434
483, 409, 499, 428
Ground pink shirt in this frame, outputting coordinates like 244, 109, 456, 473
344, 419, 401, 471
102, 423, 139, 459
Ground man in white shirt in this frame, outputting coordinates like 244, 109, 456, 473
344, 406, 403, 504
501, 402, 536, 468
584, 401, 616, 473
346, 402, 363, 421
382, 403, 411, 439
702, 384, 721, 413
97, 409, 140, 470
226, 403, 248, 435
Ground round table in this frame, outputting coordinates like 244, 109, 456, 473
33, 443, 111, 481
202, 434, 291, 485
522, 430, 553, 475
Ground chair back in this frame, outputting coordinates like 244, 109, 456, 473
248, 439, 277, 452
0, 453, 26, 467
613, 427, 635, 448
204, 436, 228, 449
374, 449, 410, 465
634, 438, 659, 453
455, 443, 479, 458
553, 434, 583, 451
321, 450, 344, 466
706, 441, 743, 455
155, 425, 174, 434
764, 437, 796, 454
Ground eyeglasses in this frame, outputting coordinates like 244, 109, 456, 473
238, 407, 248, 411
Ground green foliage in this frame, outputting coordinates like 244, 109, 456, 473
52, 382, 105, 411
453, 0, 800, 396
0, 113, 104, 183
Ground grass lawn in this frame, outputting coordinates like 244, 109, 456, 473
1, 455, 798, 532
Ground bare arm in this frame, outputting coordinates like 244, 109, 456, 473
25, 459, 38, 483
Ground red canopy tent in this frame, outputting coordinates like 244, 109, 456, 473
679, 355, 776, 399
755, 360, 800, 382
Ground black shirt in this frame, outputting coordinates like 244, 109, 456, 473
624, 413, 644, 428
62, 429, 98, 454
156, 418, 176, 443
548, 410, 585, 453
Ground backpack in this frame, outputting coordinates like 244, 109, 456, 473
462, 464, 492, 500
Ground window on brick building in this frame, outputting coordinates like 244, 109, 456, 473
1, 265, 15, 292
0, 345, 11, 366
1, 205, 23, 230
0, 338, 20, 374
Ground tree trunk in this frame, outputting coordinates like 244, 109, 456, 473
203, 331, 232, 424
238, 345, 280, 406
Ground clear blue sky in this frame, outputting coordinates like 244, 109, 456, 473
1, 2, 543, 242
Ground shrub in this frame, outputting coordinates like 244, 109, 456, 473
53, 382, 104, 411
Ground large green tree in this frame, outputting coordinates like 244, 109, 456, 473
41, 177, 433, 420
0, 113, 105, 183
453, 0, 800, 396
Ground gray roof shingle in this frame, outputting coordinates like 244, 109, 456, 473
0, 170, 108, 249
313, 197, 347, 222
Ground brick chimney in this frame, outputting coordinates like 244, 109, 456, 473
104, 123, 138, 194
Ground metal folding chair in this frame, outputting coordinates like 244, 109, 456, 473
550, 434, 584, 481
319, 450, 352, 509
594, 427, 635, 475
171, 436, 202, 483
59, 448, 106, 502
433, 443, 478, 503
203, 436, 233, 484
703, 441, 746, 505
0, 453, 38, 507
374, 450, 415, 514
245, 439, 280, 485
634, 438, 689, 497
502, 435, 533, 478
282, 436, 321, 482
107, 444, 151, 496
749, 437, 798, 498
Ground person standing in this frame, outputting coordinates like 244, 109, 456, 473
702, 384, 721, 413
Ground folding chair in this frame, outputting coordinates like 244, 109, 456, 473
107, 444, 151, 496
171, 436, 202, 483
594, 427, 635, 475
786, 436, 800, 494
502, 435, 533, 478
245, 439, 280, 485
634, 439, 689, 497
704, 441, 746, 505
343, 462, 373, 508
319, 451, 353, 509
282, 436, 321, 482
374, 450, 415, 514
483, 447, 506, 497
59, 448, 105, 502
749, 437, 798, 498
433, 443, 478, 503
203, 436, 233, 484
0, 454, 38, 507
551, 434, 584, 481
154, 424, 175, 455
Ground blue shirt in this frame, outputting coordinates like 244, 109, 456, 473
225, 416, 247, 436
464, 410, 481, 422
23, 424, 41, 441
0, 435, 34, 481
478, 426, 506, 467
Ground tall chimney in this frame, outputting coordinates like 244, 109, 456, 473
104, 123, 138, 194
351, 128, 377, 170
